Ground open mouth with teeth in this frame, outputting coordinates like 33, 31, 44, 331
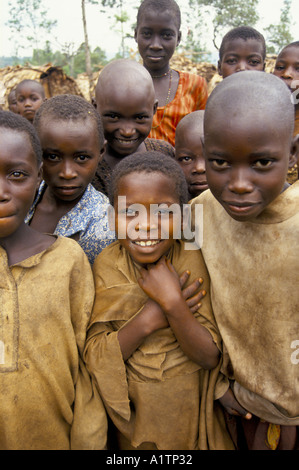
133, 240, 162, 247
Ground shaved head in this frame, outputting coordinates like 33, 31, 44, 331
96, 59, 156, 107
205, 70, 295, 143
176, 110, 204, 138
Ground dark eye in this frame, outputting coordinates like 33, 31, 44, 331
44, 153, 60, 162
75, 155, 90, 163
210, 159, 229, 169
254, 159, 273, 169
178, 156, 192, 164
10, 170, 27, 179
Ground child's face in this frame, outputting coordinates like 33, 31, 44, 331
204, 112, 292, 221
175, 128, 208, 197
273, 46, 299, 99
135, 9, 181, 73
8, 91, 19, 114
0, 128, 40, 239
16, 84, 44, 122
218, 38, 265, 78
97, 83, 156, 157
114, 172, 181, 267
39, 118, 103, 202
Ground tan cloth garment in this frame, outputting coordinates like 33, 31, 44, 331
190, 181, 299, 424
84, 240, 234, 450
0, 237, 107, 450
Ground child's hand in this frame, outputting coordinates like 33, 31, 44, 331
178, 269, 206, 314
138, 257, 183, 311
218, 387, 252, 420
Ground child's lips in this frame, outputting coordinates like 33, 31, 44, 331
56, 185, 81, 195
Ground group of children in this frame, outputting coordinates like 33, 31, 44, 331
0, 0, 298, 451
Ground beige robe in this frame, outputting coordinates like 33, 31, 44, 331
190, 181, 299, 425
84, 240, 233, 450
0, 237, 107, 450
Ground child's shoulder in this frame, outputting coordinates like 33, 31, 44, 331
44, 236, 90, 266
93, 240, 121, 268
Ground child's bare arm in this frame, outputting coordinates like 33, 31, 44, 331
138, 257, 219, 369
218, 387, 252, 420
118, 270, 206, 361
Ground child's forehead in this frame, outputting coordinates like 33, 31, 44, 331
277, 45, 299, 61
16, 83, 43, 95
117, 171, 176, 196
0, 127, 35, 161
222, 37, 264, 54
139, 8, 179, 28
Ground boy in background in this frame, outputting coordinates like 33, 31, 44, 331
175, 110, 208, 199
218, 26, 266, 78
15, 79, 45, 123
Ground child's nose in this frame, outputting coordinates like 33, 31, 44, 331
228, 169, 254, 194
192, 160, 205, 174
236, 61, 247, 72
282, 65, 294, 79
0, 179, 10, 202
119, 123, 136, 137
149, 34, 163, 50
59, 161, 77, 179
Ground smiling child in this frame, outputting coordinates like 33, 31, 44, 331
92, 58, 175, 196
84, 151, 228, 450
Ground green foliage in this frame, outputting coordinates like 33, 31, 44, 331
264, 0, 294, 54
7, 0, 57, 57
30, 42, 108, 77
191, 0, 259, 49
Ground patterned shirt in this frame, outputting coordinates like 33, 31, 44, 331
25, 182, 115, 265
149, 70, 208, 147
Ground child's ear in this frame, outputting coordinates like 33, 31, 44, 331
134, 28, 138, 43
100, 140, 107, 162
217, 60, 222, 76
289, 135, 299, 168
177, 31, 182, 47
153, 99, 158, 115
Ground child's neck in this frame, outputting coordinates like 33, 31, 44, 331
0, 223, 55, 266
105, 143, 146, 169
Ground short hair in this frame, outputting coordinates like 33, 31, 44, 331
205, 70, 294, 142
278, 41, 299, 55
34, 94, 105, 147
0, 110, 42, 164
15, 79, 45, 99
219, 26, 266, 61
109, 151, 189, 208
137, 0, 181, 30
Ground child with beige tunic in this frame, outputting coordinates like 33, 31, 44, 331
191, 71, 299, 450
84, 151, 232, 450
0, 110, 107, 449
